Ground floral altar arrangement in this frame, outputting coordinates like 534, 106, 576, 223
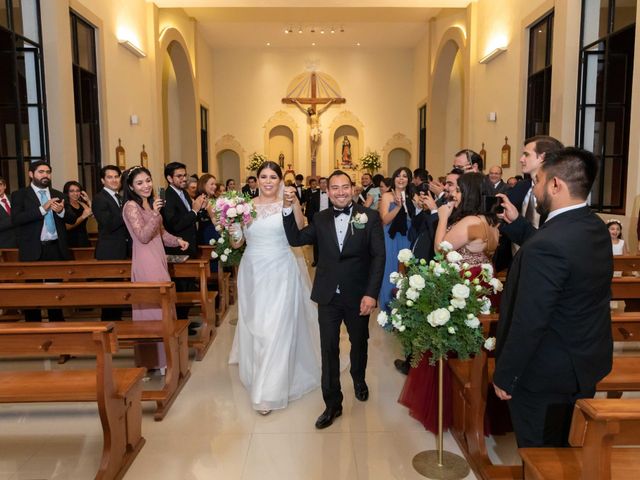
246, 152, 268, 172
377, 242, 500, 366
359, 151, 381, 173
209, 191, 257, 266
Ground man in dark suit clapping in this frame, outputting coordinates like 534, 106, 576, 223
11, 161, 76, 321
493, 147, 613, 448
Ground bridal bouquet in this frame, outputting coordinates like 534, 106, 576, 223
209, 191, 257, 266
246, 152, 268, 172
377, 242, 500, 366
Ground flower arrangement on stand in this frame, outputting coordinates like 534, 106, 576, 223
246, 152, 268, 172
359, 151, 381, 174
209, 191, 257, 266
377, 242, 501, 478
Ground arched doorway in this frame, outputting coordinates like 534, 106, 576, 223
162, 38, 197, 174
216, 149, 241, 187
388, 148, 411, 175
428, 27, 466, 177
268, 125, 294, 169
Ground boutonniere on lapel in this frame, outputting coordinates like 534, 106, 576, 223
349, 212, 368, 234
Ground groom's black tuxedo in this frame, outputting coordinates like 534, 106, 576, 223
494, 206, 612, 447
284, 203, 385, 409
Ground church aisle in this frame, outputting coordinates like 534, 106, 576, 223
0, 305, 479, 479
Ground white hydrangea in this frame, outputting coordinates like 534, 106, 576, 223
376, 310, 388, 327
427, 308, 451, 327
484, 337, 496, 351
451, 284, 470, 299
450, 297, 466, 309
464, 316, 480, 328
397, 249, 414, 264
406, 288, 420, 301
439, 241, 453, 252
446, 251, 463, 264
409, 274, 426, 291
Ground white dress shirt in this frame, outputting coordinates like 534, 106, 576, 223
319, 190, 329, 211
170, 184, 192, 211
545, 202, 588, 223
30, 183, 63, 241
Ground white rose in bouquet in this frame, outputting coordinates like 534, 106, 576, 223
450, 297, 466, 309
451, 283, 470, 299
464, 316, 480, 328
480, 296, 492, 314
217, 237, 225, 244
433, 263, 446, 276
224, 248, 231, 255
484, 337, 496, 351
397, 249, 414, 264
376, 310, 388, 327
226, 207, 238, 218
211, 251, 219, 259
481, 263, 494, 277
406, 288, 420, 301
489, 277, 503, 293
408, 274, 426, 291
427, 308, 451, 327
439, 241, 453, 252
235, 204, 245, 214
389, 272, 401, 285
220, 254, 228, 262
446, 251, 463, 264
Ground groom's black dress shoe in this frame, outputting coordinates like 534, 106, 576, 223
315, 407, 342, 429
354, 382, 369, 401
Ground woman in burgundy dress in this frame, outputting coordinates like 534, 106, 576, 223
398, 173, 504, 434
122, 166, 189, 370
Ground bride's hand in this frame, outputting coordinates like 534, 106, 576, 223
283, 186, 297, 208
229, 223, 243, 242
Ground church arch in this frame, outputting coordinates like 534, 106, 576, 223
263, 111, 299, 171
382, 133, 413, 175
214, 134, 245, 183
328, 111, 365, 171
387, 148, 412, 176
160, 28, 198, 174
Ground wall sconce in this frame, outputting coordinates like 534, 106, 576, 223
479, 46, 507, 64
118, 39, 146, 58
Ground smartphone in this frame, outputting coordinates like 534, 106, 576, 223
483, 195, 504, 214
158, 187, 166, 204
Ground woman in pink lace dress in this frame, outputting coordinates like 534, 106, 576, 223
399, 173, 503, 433
122, 166, 189, 370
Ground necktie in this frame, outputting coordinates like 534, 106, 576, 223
334, 204, 352, 217
1, 198, 9, 214
38, 189, 56, 234
115, 193, 122, 208
524, 188, 536, 224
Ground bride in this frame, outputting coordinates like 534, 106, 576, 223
228, 161, 321, 414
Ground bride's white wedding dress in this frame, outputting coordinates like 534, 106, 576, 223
229, 201, 321, 411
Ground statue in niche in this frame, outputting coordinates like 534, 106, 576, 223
341, 136, 352, 168
278, 152, 285, 168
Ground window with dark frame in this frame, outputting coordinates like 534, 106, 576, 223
70, 10, 101, 198
576, 0, 636, 214
525, 11, 554, 138
0, 0, 48, 191
200, 105, 209, 173
418, 104, 426, 170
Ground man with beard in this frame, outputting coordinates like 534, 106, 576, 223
493, 148, 612, 447
11, 161, 76, 321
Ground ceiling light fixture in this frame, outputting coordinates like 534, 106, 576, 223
312, 42, 316, 46
298, 27, 303, 34
331, 27, 335, 34
266, 42, 271, 46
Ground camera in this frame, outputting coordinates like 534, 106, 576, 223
483, 195, 504, 214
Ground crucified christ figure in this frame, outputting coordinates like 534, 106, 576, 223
292, 98, 334, 157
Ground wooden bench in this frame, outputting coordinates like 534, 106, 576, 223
0, 322, 146, 479
0, 282, 190, 421
0, 260, 217, 361
613, 255, 640, 273
519, 398, 640, 479
449, 312, 640, 480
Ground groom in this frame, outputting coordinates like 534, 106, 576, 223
283, 170, 385, 429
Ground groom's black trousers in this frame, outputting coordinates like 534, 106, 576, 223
318, 293, 369, 409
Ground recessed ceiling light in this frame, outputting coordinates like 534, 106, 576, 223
320, 30, 325, 34
312, 42, 316, 46
356, 42, 360, 46
298, 27, 303, 34
331, 29, 335, 34
266, 42, 271, 46
284, 29, 289, 34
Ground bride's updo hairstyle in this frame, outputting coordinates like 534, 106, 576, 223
122, 165, 154, 207
257, 161, 283, 179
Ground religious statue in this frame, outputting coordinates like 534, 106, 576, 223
341, 136, 352, 168
278, 152, 285, 168
293, 98, 335, 157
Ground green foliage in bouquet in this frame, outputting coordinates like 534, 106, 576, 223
247, 152, 268, 171
377, 243, 500, 366
210, 230, 245, 266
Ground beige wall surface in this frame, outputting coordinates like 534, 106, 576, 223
210, 47, 416, 178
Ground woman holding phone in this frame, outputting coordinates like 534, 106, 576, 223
63, 180, 92, 247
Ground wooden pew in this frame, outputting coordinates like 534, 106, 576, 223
0, 260, 217, 361
613, 255, 640, 273
449, 312, 640, 480
519, 398, 640, 480
0, 322, 146, 480
0, 282, 190, 421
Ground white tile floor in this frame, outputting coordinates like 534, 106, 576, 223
1, 302, 503, 480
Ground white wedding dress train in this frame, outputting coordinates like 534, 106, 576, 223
229, 202, 321, 411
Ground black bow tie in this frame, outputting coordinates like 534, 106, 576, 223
333, 204, 352, 217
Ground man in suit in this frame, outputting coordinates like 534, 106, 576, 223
305, 176, 331, 267
357, 173, 373, 205
494, 135, 565, 272
241, 176, 259, 198
11, 161, 76, 321
493, 147, 613, 448
0, 177, 16, 248
93, 165, 128, 321
283, 170, 385, 429
453, 149, 483, 173
488, 166, 509, 194
162, 162, 207, 324
293, 174, 306, 206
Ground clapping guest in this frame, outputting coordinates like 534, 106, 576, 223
122, 166, 189, 371
364, 174, 384, 210
0, 177, 16, 248
196, 173, 220, 247
63, 181, 92, 247
378, 167, 416, 311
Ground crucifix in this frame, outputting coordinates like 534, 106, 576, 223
282, 71, 345, 176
